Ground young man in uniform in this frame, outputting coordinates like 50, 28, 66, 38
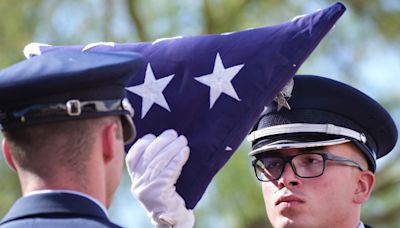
125, 74, 397, 227
0, 51, 144, 227
247, 75, 398, 228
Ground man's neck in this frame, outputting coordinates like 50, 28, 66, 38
18, 169, 107, 208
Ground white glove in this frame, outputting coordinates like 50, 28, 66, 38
126, 129, 194, 228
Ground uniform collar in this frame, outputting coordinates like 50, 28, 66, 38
25, 189, 109, 216
1, 191, 109, 225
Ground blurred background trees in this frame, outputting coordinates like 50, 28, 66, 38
1, 0, 399, 227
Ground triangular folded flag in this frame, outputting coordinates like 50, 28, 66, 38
23, 2, 345, 209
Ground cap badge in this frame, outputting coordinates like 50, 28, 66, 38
274, 78, 294, 111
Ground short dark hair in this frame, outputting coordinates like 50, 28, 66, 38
3, 116, 121, 177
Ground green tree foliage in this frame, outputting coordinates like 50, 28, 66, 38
0, 0, 399, 227
0, 1, 39, 217
0, 1, 40, 67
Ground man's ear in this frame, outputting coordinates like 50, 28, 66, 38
101, 122, 119, 164
2, 139, 17, 172
353, 170, 375, 204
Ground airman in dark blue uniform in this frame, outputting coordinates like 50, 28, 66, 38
248, 75, 397, 228
0, 51, 143, 227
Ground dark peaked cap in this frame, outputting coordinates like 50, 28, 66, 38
249, 75, 398, 172
0, 51, 143, 144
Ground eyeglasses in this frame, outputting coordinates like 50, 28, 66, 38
252, 152, 364, 182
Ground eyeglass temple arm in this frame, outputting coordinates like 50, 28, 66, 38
326, 154, 364, 171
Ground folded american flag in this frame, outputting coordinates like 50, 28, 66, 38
23, 2, 345, 209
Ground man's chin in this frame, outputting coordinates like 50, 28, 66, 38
272, 217, 309, 228
270, 210, 311, 228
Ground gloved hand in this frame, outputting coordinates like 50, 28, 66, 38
126, 129, 194, 228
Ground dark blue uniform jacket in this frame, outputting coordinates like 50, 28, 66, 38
0, 192, 121, 227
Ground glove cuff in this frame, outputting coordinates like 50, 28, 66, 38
156, 209, 195, 228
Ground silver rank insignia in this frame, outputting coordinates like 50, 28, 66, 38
274, 78, 294, 111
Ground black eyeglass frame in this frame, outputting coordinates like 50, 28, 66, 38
252, 152, 364, 182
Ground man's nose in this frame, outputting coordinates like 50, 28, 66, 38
277, 162, 300, 188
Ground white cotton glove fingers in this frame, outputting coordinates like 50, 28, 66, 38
156, 146, 194, 228
125, 133, 156, 174
142, 129, 178, 165
139, 145, 189, 204
143, 142, 189, 205
146, 135, 189, 180
127, 129, 195, 228
160, 144, 189, 184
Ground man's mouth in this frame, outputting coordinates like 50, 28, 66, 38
275, 195, 305, 207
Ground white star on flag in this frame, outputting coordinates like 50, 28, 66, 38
195, 53, 244, 109
126, 64, 174, 119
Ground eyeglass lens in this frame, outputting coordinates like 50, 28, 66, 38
254, 153, 325, 181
